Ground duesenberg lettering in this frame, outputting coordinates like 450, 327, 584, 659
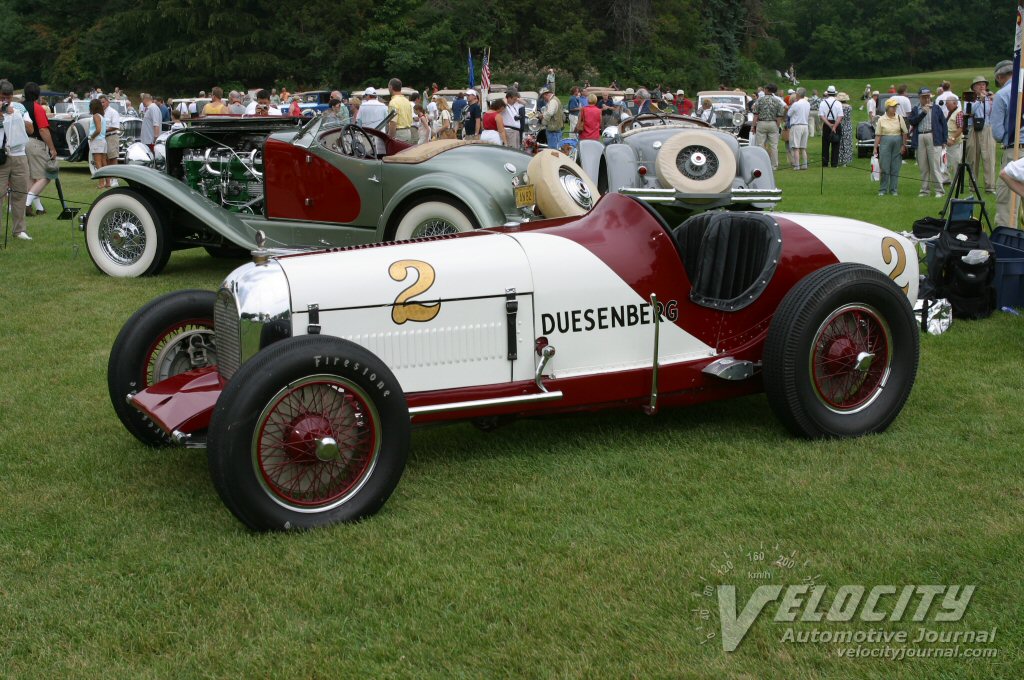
541, 300, 679, 335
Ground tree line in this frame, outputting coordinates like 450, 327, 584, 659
0, 0, 1015, 96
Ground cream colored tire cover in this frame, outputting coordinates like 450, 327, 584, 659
655, 129, 736, 194
528, 150, 600, 218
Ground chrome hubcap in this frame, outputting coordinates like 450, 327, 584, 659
677, 145, 719, 180
315, 437, 340, 462
99, 209, 147, 265
558, 168, 593, 209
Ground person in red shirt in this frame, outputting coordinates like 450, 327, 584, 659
22, 82, 59, 216
675, 90, 694, 116
576, 94, 602, 140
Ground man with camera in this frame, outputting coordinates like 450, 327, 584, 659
244, 90, 282, 116
965, 75, 997, 194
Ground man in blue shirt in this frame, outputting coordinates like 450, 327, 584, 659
452, 92, 467, 133
991, 60, 1019, 226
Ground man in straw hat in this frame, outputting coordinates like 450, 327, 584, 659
965, 75, 996, 193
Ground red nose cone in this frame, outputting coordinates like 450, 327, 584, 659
638, 166, 648, 176
753, 169, 762, 178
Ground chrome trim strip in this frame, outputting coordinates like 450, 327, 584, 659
644, 293, 660, 415
616, 187, 783, 204
408, 391, 564, 417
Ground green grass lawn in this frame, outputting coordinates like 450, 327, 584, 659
1, 143, 1022, 678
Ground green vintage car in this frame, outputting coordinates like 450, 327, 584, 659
84, 115, 592, 277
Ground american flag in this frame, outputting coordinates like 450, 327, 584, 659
481, 48, 491, 93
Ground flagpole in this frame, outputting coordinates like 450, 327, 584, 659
1012, 3, 1023, 226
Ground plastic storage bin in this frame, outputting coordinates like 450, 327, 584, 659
992, 240, 1024, 309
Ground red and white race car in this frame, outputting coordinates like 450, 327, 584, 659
109, 194, 920, 531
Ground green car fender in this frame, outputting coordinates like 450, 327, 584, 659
378, 171, 510, 235
91, 165, 260, 248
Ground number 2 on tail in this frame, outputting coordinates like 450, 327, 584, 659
389, 259, 441, 324
881, 237, 909, 294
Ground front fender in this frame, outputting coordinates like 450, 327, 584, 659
91, 165, 260, 248
379, 173, 509, 232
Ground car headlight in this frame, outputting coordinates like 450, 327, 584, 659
126, 142, 154, 166
733, 111, 744, 127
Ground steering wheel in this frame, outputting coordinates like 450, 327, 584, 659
341, 125, 377, 159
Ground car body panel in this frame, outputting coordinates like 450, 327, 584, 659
129, 193, 919, 435
92, 117, 536, 253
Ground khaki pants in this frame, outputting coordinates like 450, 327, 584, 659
965, 128, 997, 191
916, 135, 943, 195
0, 155, 30, 235
945, 141, 963, 182
394, 128, 412, 142
506, 130, 521, 149
755, 120, 780, 169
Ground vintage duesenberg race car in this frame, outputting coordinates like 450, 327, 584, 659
108, 192, 920, 531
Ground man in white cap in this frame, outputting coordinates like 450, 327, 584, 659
819, 85, 843, 167
677, 89, 693, 115
356, 86, 389, 154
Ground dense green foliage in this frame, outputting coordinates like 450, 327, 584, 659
0, 0, 1017, 94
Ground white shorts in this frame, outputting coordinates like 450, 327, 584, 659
89, 137, 107, 155
789, 124, 808, 149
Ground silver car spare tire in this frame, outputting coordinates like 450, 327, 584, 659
392, 199, 477, 240
85, 188, 171, 277
656, 129, 736, 195
528, 150, 599, 218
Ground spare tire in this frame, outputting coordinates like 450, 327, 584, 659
527, 149, 600, 218
66, 121, 87, 156
655, 129, 736, 194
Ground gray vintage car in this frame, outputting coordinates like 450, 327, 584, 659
84, 115, 561, 277
574, 114, 779, 219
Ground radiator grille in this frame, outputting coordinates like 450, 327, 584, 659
214, 289, 241, 381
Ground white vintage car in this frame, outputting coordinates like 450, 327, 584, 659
108, 193, 920, 531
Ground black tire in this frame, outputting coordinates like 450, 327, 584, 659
763, 263, 919, 438
108, 290, 218, 447
206, 336, 410, 532
85, 188, 172, 277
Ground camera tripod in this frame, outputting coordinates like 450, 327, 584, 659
939, 100, 992, 232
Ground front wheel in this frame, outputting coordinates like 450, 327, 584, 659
763, 264, 919, 438
206, 336, 411, 531
108, 290, 218, 446
85, 188, 171, 277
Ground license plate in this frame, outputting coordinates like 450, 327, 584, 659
514, 184, 536, 208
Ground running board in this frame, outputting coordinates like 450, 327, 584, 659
409, 391, 564, 417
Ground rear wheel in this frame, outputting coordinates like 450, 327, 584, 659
391, 198, 477, 240
207, 336, 410, 531
85, 188, 171, 277
108, 290, 218, 446
763, 264, 919, 438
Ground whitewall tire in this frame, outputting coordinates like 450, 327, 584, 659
392, 199, 477, 240
85, 188, 170, 277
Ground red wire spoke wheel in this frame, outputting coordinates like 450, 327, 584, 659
809, 304, 891, 413
764, 264, 918, 438
208, 336, 410, 531
253, 377, 380, 510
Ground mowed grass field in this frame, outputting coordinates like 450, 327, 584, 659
1, 80, 1022, 676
